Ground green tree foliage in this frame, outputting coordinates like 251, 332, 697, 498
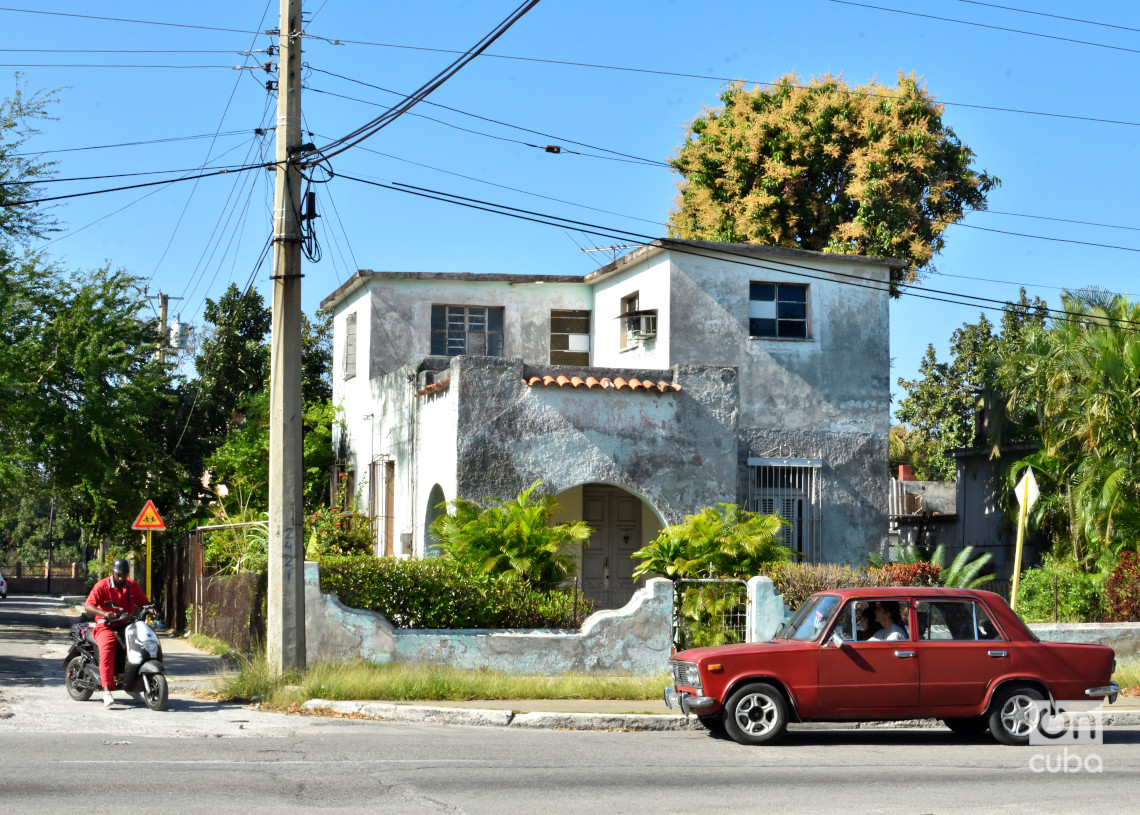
873, 543, 994, 589
668, 72, 998, 289
302, 309, 333, 404
632, 503, 792, 581
998, 289, 1140, 569
0, 79, 59, 244
191, 283, 271, 445
430, 481, 591, 590
895, 290, 1047, 479
0, 259, 179, 539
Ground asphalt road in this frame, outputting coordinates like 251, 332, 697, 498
3, 595, 1139, 814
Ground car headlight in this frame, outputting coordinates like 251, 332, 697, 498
670, 660, 702, 689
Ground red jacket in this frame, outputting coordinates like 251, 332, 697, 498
85, 576, 148, 623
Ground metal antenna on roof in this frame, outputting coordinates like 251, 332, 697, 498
580, 245, 639, 263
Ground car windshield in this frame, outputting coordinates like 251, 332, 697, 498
779, 594, 842, 641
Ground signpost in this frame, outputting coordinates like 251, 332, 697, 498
131, 500, 166, 598
1010, 467, 1040, 612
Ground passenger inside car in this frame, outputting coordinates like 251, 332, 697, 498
869, 601, 908, 641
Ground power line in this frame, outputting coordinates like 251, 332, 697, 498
0, 63, 251, 69
333, 172, 1140, 330
0, 162, 267, 186
2, 164, 268, 207
982, 209, 1140, 234
309, 67, 669, 167
0, 6, 260, 35
310, 0, 541, 162
945, 0, 1140, 35
323, 40, 1140, 130
0, 48, 264, 54
821, 0, 1140, 56
8, 130, 255, 157
947, 221, 1140, 254
306, 86, 664, 166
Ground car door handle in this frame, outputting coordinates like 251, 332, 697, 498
894, 650, 915, 659
988, 650, 1008, 658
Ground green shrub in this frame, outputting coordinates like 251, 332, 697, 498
319, 555, 595, 629
304, 504, 375, 561
1015, 557, 1106, 622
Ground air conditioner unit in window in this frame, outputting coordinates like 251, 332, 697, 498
626, 312, 657, 341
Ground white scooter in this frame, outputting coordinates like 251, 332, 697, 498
63, 604, 169, 711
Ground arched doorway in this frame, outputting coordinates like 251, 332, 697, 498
424, 484, 445, 557
576, 484, 663, 610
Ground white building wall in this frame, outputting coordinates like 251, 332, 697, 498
589, 255, 671, 369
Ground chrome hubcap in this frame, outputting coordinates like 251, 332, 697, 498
734, 693, 778, 735
1000, 694, 1040, 737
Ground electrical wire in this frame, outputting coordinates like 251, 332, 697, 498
0, 6, 261, 35
945, 0, 1140, 35
305, 86, 664, 167
323, 40, 1140, 130
310, 0, 541, 163
0, 162, 269, 185
333, 172, 1140, 330
821, 0, 1140, 56
308, 67, 669, 167
1, 164, 268, 207
7, 130, 255, 158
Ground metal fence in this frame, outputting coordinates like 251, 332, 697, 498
672, 578, 749, 651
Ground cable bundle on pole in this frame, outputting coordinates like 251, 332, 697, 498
305, 0, 540, 163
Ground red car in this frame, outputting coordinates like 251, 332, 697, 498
665, 587, 1118, 745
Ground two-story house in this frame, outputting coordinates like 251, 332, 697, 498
320, 239, 902, 608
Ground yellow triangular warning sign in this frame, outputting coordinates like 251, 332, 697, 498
131, 500, 166, 531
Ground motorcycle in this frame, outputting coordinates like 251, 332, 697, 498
63, 604, 169, 711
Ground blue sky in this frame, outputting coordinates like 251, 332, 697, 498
5, 1, 1138, 416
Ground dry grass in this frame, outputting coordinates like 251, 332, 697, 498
211, 656, 670, 709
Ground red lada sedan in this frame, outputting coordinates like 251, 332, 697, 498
665, 587, 1118, 745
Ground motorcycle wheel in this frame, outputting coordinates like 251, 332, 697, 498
141, 673, 169, 711
65, 656, 93, 701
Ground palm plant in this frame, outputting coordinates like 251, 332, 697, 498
881, 543, 995, 589
430, 480, 591, 590
997, 289, 1140, 570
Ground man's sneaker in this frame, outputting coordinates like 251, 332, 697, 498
102, 690, 115, 708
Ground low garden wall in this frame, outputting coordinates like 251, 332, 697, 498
303, 562, 673, 674
1028, 623, 1140, 660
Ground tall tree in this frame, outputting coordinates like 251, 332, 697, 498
190, 283, 271, 445
668, 72, 999, 290
895, 290, 1047, 479
0, 80, 59, 245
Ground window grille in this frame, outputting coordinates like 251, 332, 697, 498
430, 305, 504, 357
748, 458, 822, 560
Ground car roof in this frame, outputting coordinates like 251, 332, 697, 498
814, 587, 1000, 600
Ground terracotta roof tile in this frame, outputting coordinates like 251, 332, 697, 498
414, 378, 451, 398
521, 372, 681, 394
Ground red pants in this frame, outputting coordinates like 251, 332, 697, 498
92, 625, 119, 690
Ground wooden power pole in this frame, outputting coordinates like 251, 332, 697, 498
267, 0, 306, 673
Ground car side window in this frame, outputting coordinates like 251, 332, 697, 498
918, 600, 1001, 641
834, 600, 909, 642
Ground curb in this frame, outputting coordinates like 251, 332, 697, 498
299, 699, 1140, 732
300, 699, 701, 731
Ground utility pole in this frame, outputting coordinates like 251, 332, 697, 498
267, 0, 306, 673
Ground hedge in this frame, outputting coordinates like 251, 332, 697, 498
318, 555, 593, 629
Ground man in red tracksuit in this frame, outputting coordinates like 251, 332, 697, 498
83, 558, 149, 708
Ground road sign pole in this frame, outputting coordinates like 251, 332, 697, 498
146, 529, 152, 599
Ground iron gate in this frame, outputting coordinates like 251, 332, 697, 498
672, 578, 749, 651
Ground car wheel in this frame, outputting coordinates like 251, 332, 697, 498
943, 717, 991, 740
988, 684, 1045, 746
698, 713, 726, 734
65, 656, 94, 702
723, 682, 789, 745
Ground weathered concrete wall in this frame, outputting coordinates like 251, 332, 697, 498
747, 575, 791, 642
451, 356, 739, 523
1029, 622, 1140, 661
590, 253, 671, 369
303, 562, 673, 674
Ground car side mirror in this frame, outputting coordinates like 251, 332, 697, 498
828, 631, 844, 649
